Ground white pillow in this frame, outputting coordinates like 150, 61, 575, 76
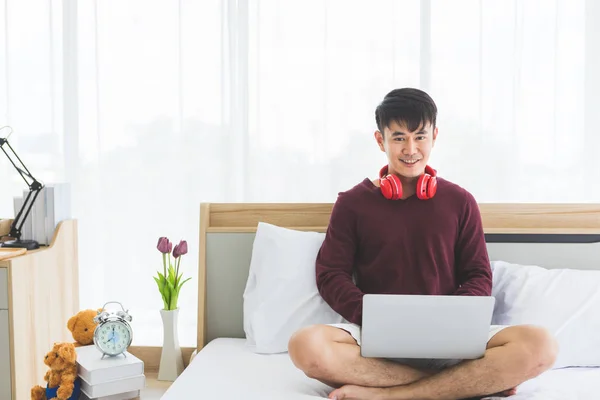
243, 222, 347, 354
491, 260, 600, 369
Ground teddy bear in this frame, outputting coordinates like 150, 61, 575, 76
31, 342, 80, 400
67, 308, 100, 347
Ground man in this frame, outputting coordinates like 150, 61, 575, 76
288, 88, 558, 400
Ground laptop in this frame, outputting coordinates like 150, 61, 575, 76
360, 294, 495, 359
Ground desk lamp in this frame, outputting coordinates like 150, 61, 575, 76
0, 126, 43, 250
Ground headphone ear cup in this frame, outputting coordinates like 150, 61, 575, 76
427, 176, 438, 198
416, 174, 429, 200
380, 175, 402, 200
380, 177, 393, 199
416, 173, 437, 200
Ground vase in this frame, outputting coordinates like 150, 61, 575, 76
158, 308, 185, 381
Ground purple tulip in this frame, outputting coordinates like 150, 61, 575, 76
173, 240, 188, 258
157, 237, 171, 254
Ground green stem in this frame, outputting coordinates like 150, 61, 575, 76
169, 252, 174, 310
175, 257, 181, 286
162, 253, 166, 277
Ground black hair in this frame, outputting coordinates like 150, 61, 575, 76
375, 88, 437, 134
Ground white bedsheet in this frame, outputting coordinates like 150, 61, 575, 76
161, 338, 600, 400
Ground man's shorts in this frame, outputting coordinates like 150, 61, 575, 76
327, 323, 509, 370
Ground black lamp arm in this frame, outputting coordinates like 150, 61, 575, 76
0, 137, 44, 241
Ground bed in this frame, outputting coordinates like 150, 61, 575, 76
162, 203, 600, 400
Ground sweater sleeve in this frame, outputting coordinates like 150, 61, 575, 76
316, 195, 365, 325
452, 190, 493, 296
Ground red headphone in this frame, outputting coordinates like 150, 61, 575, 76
379, 164, 438, 200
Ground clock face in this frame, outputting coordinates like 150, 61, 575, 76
95, 321, 131, 356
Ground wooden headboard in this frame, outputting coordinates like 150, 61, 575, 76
199, 203, 600, 234
196, 203, 600, 351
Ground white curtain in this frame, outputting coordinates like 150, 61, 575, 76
1, 0, 598, 346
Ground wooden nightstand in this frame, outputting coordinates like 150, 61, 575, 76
0, 220, 79, 400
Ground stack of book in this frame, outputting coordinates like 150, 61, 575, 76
75, 345, 146, 400
13, 182, 71, 245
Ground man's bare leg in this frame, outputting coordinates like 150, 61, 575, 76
328, 324, 558, 400
288, 324, 435, 388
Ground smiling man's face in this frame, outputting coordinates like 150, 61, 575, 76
375, 120, 438, 181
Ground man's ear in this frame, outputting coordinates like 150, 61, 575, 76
432, 126, 438, 145
374, 131, 385, 152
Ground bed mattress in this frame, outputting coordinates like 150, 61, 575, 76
161, 338, 600, 400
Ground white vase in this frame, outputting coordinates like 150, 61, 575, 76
158, 308, 185, 381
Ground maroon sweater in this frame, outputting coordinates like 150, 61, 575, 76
316, 177, 493, 326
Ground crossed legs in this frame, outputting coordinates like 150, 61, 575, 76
289, 323, 434, 389
288, 324, 558, 400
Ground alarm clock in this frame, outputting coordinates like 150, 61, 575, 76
93, 301, 133, 358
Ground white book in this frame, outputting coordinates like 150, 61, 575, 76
79, 389, 140, 400
44, 185, 55, 244
79, 374, 146, 399
44, 182, 72, 243
75, 345, 144, 386
31, 187, 46, 245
